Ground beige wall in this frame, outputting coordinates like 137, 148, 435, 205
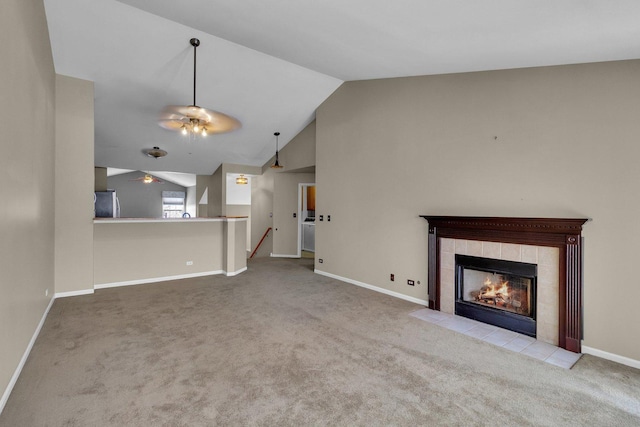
94, 167, 107, 191
196, 174, 210, 217
222, 219, 248, 274
55, 75, 95, 295
316, 60, 640, 361
209, 166, 223, 217
279, 120, 316, 171
0, 0, 56, 406
251, 166, 275, 257
226, 205, 251, 251
94, 221, 225, 285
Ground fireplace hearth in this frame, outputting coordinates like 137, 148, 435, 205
455, 255, 537, 337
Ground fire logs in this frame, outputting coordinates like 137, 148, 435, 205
470, 281, 529, 315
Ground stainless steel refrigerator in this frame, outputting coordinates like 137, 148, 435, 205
94, 191, 120, 218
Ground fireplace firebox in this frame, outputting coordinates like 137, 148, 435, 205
456, 255, 537, 337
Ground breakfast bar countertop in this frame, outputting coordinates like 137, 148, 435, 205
94, 217, 248, 224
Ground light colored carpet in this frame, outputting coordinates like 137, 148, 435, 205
1, 257, 639, 426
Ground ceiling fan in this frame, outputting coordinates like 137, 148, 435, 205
143, 146, 168, 159
159, 38, 241, 136
130, 173, 163, 184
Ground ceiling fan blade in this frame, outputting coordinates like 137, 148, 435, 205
202, 109, 242, 133
158, 105, 241, 134
158, 118, 187, 131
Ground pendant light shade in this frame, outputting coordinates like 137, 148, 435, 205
159, 38, 241, 136
236, 174, 248, 185
270, 132, 283, 169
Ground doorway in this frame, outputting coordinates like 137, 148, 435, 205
298, 183, 315, 258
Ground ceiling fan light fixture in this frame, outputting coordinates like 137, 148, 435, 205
159, 38, 241, 137
236, 174, 248, 185
129, 172, 163, 184
270, 132, 284, 169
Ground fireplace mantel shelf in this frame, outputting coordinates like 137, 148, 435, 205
420, 216, 588, 241
421, 215, 589, 353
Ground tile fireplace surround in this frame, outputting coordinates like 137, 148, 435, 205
420, 216, 589, 353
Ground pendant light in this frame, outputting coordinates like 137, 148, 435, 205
159, 38, 241, 136
270, 132, 283, 169
236, 174, 248, 185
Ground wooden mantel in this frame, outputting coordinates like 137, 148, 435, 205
420, 216, 589, 353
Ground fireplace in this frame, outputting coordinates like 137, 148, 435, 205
420, 216, 589, 353
455, 255, 537, 337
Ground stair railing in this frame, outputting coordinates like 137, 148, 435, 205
250, 227, 272, 259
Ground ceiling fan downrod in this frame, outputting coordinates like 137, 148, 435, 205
190, 38, 200, 107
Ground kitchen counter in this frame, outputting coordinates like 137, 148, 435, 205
94, 217, 247, 224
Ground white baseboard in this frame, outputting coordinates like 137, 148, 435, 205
224, 267, 247, 277
54, 289, 94, 299
0, 296, 55, 415
581, 344, 640, 370
314, 269, 429, 306
270, 253, 299, 258
94, 270, 224, 289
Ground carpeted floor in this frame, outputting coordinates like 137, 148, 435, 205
1, 257, 639, 426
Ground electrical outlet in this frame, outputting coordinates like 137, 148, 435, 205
390, 273, 395, 281
407, 279, 415, 286
186, 261, 193, 266
45, 289, 49, 297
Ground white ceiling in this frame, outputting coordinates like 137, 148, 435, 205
45, 0, 640, 177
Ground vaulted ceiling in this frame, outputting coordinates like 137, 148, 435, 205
44, 0, 640, 178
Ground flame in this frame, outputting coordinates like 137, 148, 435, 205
481, 276, 510, 299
